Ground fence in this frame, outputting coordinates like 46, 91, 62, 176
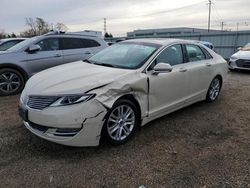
106, 30, 250, 59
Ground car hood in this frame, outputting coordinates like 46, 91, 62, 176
24, 61, 133, 95
232, 50, 250, 59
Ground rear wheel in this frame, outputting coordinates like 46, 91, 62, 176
206, 77, 222, 102
102, 99, 139, 145
0, 68, 25, 96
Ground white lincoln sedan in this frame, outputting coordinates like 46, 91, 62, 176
19, 39, 227, 146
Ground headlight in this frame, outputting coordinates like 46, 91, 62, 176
230, 56, 237, 60
50, 94, 95, 107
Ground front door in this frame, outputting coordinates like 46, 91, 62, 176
147, 44, 189, 118
26, 37, 63, 75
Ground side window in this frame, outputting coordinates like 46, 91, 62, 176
36, 38, 59, 51
186, 44, 206, 62
82, 39, 100, 48
200, 46, 213, 59
63, 38, 84, 49
0, 41, 20, 51
156, 44, 183, 66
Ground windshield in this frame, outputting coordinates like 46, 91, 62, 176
7, 37, 38, 52
242, 43, 250, 51
88, 42, 159, 69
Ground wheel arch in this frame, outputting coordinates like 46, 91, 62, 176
214, 74, 223, 87
115, 94, 142, 125
0, 63, 28, 81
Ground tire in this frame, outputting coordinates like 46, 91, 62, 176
0, 68, 25, 96
102, 99, 139, 145
206, 76, 222, 102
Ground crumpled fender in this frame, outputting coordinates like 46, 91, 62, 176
90, 72, 149, 119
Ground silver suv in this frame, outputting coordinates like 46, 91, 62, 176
0, 31, 108, 96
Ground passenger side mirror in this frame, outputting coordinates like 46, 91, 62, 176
152, 63, 173, 75
27, 44, 41, 53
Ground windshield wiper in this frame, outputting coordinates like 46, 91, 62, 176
95, 63, 116, 68
83, 59, 92, 64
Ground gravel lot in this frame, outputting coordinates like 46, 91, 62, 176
0, 71, 249, 188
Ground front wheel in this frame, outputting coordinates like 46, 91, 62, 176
102, 99, 139, 145
206, 77, 222, 102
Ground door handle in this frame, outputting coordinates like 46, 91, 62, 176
54, 54, 61, 57
179, 67, 187, 72
206, 62, 212, 67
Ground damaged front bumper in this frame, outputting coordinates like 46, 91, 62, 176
21, 99, 108, 147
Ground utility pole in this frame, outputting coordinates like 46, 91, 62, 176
221, 22, 225, 32
208, 0, 212, 32
236, 22, 239, 32
104, 18, 107, 35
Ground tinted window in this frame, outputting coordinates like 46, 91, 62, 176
63, 38, 83, 49
156, 44, 184, 66
82, 39, 100, 47
186, 44, 206, 62
62, 38, 100, 49
36, 38, 59, 51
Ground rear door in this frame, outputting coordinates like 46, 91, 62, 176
61, 37, 101, 63
183, 44, 214, 101
26, 37, 63, 75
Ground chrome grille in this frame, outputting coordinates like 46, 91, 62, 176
236, 59, 250, 68
27, 96, 59, 110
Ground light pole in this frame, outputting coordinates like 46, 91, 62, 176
208, 0, 212, 32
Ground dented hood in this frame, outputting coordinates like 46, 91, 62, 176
24, 61, 132, 95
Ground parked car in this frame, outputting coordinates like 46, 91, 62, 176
19, 39, 227, 147
228, 43, 250, 71
0, 31, 108, 96
199, 41, 214, 50
0, 38, 26, 51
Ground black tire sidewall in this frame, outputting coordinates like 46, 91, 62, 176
0, 68, 25, 96
102, 99, 139, 145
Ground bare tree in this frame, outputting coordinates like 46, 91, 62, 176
0, 29, 6, 39
21, 17, 50, 37
55, 23, 68, 31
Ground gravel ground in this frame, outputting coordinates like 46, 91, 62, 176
0, 71, 249, 188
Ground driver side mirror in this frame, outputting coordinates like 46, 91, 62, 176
152, 63, 173, 75
27, 44, 41, 53
237, 47, 242, 51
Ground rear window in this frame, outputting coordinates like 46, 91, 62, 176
62, 38, 100, 49
200, 46, 213, 59
186, 44, 206, 62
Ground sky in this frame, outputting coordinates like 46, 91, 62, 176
0, 0, 250, 36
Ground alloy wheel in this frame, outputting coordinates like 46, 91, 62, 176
208, 78, 221, 101
107, 104, 136, 141
0, 72, 21, 94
